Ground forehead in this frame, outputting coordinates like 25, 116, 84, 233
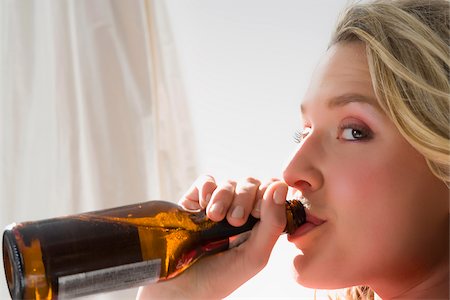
301, 42, 377, 112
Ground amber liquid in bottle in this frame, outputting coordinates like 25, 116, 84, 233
3, 200, 306, 299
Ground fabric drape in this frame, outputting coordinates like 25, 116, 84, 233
0, 0, 197, 298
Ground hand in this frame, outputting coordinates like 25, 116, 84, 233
137, 175, 289, 300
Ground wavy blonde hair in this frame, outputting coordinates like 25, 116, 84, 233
331, 0, 450, 187
328, 0, 450, 298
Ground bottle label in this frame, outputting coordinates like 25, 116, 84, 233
58, 259, 161, 298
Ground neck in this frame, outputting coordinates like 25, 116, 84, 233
374, 255, 449, 299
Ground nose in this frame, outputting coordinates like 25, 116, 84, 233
282, 132, 324, 194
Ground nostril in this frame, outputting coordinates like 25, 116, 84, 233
283, 162, 323, 193
293, 180, 312, 192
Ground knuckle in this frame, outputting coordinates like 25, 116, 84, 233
202, 180, 217, 190
214, 187, 234, 198
203, 174, 216, 182
236, 184, 253, 194
195, 174, 216, 184
225, 179, 237, 187
236, 177, 260, 193
199, 174, 215, 184
244, 177, 261, 185
196, 175, 217, 190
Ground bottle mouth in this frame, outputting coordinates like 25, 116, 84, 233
284, 200, 306, 234
3, 228, 25, 299
289, 200, 307, 227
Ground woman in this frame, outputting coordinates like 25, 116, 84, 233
138, 0, 449, 299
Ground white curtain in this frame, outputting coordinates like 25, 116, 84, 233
0, 0, 197, 299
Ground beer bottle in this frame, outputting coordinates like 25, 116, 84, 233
3, 200, 306, 299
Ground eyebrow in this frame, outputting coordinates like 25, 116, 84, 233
300, 93, 378, 114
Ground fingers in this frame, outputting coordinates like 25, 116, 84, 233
205, 177, 262, 225
140, 179, 289, 300
179, 175, 217, 211
251, 178, 279, 218
206, 180, 237, 221
226, 177, 261, 226
197, 181, 289, 298
180, 175, 277, 228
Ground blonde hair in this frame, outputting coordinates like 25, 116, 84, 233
331, 0, 450, 187
329, 0, 450, 298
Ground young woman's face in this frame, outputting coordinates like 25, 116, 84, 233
283, 42, 449, 295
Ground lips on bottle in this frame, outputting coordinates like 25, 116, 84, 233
288, 212, 326, 239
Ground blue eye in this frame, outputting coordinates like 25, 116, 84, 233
338, 124, 373, 141
293, 127, 312, 144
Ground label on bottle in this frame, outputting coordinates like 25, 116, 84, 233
58, 259, 161, 298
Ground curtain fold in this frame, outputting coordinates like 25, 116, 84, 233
0, 0, 197, 298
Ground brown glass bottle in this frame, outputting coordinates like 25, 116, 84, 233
3, 200, 306, 299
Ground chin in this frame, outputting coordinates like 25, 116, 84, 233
292, 253, 322, 288
292, 254, 348, 290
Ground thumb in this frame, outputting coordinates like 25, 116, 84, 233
187, 182, 288, 299
243, 181, 288, 267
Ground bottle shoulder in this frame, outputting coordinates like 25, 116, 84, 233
81, 200, 214, 231
87, 200, 181, 219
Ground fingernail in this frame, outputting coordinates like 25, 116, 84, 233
231, 206, 244, 219
273, 187, 286, 205
209, 202, 223, 215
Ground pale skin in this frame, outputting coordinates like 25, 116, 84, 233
137, 42, 449, 299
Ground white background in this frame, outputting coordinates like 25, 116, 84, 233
164, 1, 348, 298
1, 1, 350, 299
165, 0, 348, 180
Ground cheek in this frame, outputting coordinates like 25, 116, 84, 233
328, 163, 389, 246
328, 141, 425, 219
292, 163, 389, 286
328, 158, 393, 215
326, 146, 448, 281
329, 149, 419, 238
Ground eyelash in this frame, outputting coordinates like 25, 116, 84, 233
293, 127, 311, 144
293, 123, 373, 143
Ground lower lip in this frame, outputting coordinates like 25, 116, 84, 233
287, 222, 321, 241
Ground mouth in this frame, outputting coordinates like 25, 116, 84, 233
287, 210, 326, 241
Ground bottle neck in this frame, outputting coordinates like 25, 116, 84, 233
199, 200, 306, 240
284, 200, 306, 234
